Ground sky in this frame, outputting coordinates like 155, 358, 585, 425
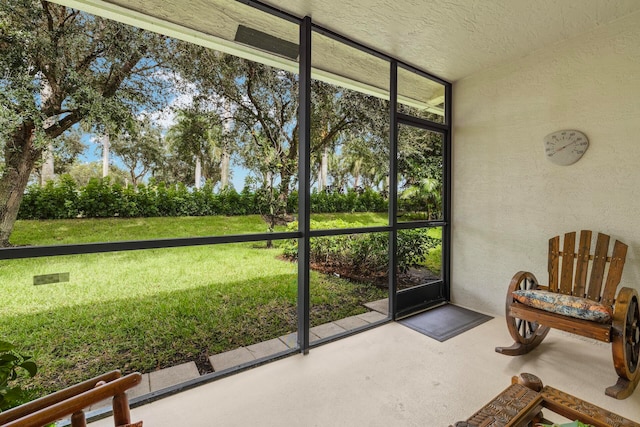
74, 72, 252, 190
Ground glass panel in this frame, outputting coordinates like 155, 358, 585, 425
397, 66, 445, 124
397, 226, 443, 291
6, 5, 299, 247
306, 232, 390, 342
309, 31, 390, 230
397, 125, 444, 222
0, 240, 297, 397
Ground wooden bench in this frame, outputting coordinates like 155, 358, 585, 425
495, 230, 640, 399
0, 370, 142, 427
451, 373, 640, 427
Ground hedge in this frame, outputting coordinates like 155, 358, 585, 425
17, 176, 392, 220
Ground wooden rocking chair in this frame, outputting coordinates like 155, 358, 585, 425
495, 230, 640, 399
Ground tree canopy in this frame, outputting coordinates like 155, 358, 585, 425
0, 1, 444, 246
0, 0, 176, 245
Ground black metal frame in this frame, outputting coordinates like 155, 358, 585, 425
389, 61, 399, 319
394, 116, 449, 317
1, 0, 452, 409
297, 15, 312, 354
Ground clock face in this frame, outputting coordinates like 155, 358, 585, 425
543, 130, 589, 166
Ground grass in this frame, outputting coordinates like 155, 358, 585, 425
10, 212, 390, 246
424, 227, 443, 273
2, 214, 389, 396
309, 212, 388, 227
10, 215, 283, 245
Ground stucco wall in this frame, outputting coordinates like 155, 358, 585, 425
451, 11, 640, 316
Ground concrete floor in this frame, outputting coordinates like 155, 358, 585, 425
91, 314, 640, 426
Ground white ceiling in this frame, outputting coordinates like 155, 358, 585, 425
260, 0, 640, 82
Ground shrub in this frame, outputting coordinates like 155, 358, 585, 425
282, 220, 438, 275
77, 177, 118, 217
397, 229, 439, 272
18, 175, 79, 219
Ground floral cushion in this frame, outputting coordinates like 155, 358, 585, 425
512, 289, 611, 323
117, 422, 142, 427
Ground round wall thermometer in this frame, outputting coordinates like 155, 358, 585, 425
543, 130, 589, 165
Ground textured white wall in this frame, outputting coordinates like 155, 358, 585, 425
451, 11, 640, 316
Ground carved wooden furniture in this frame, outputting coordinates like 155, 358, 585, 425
451, 373, 640, 427
495, 230, 640, 399
0, 370, 142, 427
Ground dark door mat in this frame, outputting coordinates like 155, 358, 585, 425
399, 304, 493, 342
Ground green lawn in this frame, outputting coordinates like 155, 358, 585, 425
10, 212, 389, 246
10, 215, 284, 245
2, 214, 389, 396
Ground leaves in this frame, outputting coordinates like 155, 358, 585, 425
0, 339, 38, 411
19, 360, 38, 378
0, 340, 15, 353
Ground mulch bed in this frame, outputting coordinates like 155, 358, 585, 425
309, 261, 439, 290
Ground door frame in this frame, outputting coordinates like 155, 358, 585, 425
390, 71, 452, 318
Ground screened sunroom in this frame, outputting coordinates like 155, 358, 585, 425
1, 0, 639, 425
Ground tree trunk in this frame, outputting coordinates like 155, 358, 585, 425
194, 155, 202, 189
40, 83, 55, 185
265, 171, 272, 190
102, 134, 110, 178
40, 141, 55, 185
0, 124, 40, 247
221, 100, 233, 190
321, 146, 328, 190
220, 150, 230, 189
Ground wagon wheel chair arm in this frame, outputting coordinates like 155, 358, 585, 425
607, 286, 640, 399
495, 271, 550, 356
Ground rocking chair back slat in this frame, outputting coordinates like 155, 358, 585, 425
601, 240, 628, 307
559, 232, 576, 295
548, 231, 626, 304
548, 236, 560, 292
573, 230, 592, 297
587, 233, 610, 301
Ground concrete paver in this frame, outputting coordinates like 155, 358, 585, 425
209, 346, 255, 371
279, 332, 298, 348
149, 362, 199, 391
357, 310, 388, 323
247, 337, 289, 359
363, 298, 389, 315
334, 316, 369, 330
127, 373, 151, 400
279, 331, 321, 348
310, 322, 346, 338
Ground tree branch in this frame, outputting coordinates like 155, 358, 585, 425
102, 49, 145, 98
245, 69, 277, 146
44, 111, 81, 139
41, 1, 55, 33
76, 47, 106, 75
